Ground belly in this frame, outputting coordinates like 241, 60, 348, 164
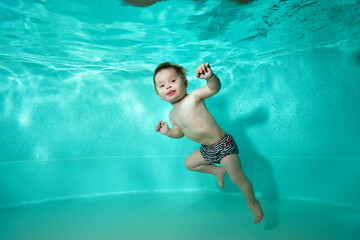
183, 125, 225, 145
173, 99, 225, 145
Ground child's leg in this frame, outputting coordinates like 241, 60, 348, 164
185, 149, 226, 189
220, 154, 264, 224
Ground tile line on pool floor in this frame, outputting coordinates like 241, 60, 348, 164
1, 188, 359, 211
1, 155, 359, 165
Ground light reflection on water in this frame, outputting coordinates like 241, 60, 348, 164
1, 0, 358, 123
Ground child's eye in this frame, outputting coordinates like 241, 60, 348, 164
172, 79, 176, 82
160, 85, 164, 88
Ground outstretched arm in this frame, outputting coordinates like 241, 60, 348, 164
193, 62, 221, 100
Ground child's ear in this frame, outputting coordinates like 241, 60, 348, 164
185, 79, 188, 88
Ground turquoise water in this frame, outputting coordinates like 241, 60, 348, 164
1, 0, 360, 239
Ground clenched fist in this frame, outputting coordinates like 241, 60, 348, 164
155, 121, 169, 135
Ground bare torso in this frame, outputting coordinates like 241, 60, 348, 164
169, 92, 225, 146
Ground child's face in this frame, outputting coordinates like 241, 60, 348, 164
154, 68, 188, 103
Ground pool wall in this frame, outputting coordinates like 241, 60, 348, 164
1, 44, 360, 209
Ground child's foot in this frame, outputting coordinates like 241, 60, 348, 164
249, 199, 264, 224
215, 167, 226, 189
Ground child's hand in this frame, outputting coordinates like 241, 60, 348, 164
195, 62, 214, 80
155, 121, 169, 135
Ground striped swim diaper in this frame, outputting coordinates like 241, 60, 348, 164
199, 133, 239, 164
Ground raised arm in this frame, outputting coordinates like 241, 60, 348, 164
192, 62, 221, 100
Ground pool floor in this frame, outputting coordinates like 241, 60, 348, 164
1, 192, 359, 240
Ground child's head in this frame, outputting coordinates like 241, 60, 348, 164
153, 62, 187, 94
153, 62, 188, 103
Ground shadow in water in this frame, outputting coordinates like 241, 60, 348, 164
222, 105, 280, 230
232, 0, 256, 4
356, 49, 360, 65
121, 0, 165, 7
120, 0, 255, 7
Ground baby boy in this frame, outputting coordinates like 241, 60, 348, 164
154, 62, 264, 223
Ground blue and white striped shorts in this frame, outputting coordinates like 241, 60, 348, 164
199, 133, 239, 164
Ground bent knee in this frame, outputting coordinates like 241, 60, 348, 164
185, 157, 204, 171
184, 159, 196, 171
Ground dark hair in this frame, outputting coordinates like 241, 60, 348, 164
153, 62, 187, 93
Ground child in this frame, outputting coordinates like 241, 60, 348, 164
154, 62, 264, 224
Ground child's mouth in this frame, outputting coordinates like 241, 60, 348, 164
168, 90, 176, 96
